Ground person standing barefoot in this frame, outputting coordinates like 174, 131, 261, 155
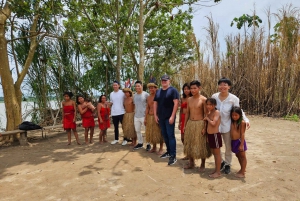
144, 83, 164, 155
77, 95, 95, 144
183, 80, 211, 171
62, 92, 80, 145
97, 95, 110, 144
204, 98, 222, 178
122, 88, 137, 146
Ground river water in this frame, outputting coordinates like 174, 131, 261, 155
0, 101, 59, 131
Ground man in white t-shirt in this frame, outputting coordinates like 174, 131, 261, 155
110, 81, 129, 145
133, 81, 150, 150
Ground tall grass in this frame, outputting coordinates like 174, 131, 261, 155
177, 4, 300, 117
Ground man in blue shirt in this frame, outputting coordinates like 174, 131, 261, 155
153, 75, 179, 165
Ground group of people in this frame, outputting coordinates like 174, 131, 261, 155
62, 75, 250, 178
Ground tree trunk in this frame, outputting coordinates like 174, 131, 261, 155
0, 4, 21, 143
0, 4, 40, 145
138, 0, 145, 83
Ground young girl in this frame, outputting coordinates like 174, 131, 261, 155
77, 95, 95, 144
62, 91, 81, 145
230, 106, 248, 178
178, 83, 192, 160
203, 98, 222, 178
97, 95, 110, 144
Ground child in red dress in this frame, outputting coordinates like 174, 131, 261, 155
97, 95, 111, 143
77, 95, 96, 144
62, 92, 80, 145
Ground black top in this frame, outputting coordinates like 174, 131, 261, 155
154, 86, 179, 120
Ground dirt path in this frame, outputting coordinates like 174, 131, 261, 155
0, 116, 299, 201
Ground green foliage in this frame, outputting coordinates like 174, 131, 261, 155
284, 114, 299, 122
230, 14, 262, 29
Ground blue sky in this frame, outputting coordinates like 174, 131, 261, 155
191, 0, 299, 51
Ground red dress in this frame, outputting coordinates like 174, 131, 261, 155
63, 105, 76, 130
180, 102, 188, 134
98, 107, 110, 130
81, 108, 95, 128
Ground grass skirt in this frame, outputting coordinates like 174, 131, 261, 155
145, 114, 163, 144
184, 120, 212, 159
122, 112, 136, 138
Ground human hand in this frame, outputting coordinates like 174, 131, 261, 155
178, 124, 181, 130
201, 129, 206, 135
169, 116, 174, 124
238, 144, 244, 152
246, 122, 250, 130
144, 119, 147, 126
154, 115, 159, 124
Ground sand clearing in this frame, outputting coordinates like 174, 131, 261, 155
0, 116, 299, 200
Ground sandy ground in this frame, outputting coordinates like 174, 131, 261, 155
0, 116, 300, 201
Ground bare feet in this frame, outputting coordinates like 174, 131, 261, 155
89, 141, 93, 144
156, 149, 164, 155
184, 163, 195, 169
130, 143, 136, 147
235, 173, 245, 178
209, 172, 221, 178
198, 166, 205, 173
181, 156, 189, 160
67, 142, 71, 145
77, 142, 81, 145
149, 148, 157, 153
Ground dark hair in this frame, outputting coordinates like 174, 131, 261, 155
98, 95, 107, 103
113, 80, 120, 85
63, 91, 73, 98
218, 77, 232, 86
135, 80, 143, 86
206, 98, 217, 105
76, 94, 84, 104
182, 83, 192, 98
190, 80, 201, 87
230, 106, 243, 128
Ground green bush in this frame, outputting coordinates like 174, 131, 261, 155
284, 114, 299, 122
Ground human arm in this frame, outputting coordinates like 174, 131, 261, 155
184, 99, 190, 133
73, 101, 77, 122
97, 103, 103, 123
144, 98, 149, 126
233, 96, 250, 130
239, 121, 246, 151
169, 99, 178, 125
77, 104, 88, 115
178, 98, 182, 130
153, 101, 159, 123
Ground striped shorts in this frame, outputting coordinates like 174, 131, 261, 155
207, 133, 222, 149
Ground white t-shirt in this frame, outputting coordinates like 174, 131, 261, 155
110, 90, 125, 116
133, 91, 149, 118
212, 92, 249, 133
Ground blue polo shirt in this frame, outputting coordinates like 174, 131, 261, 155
154, 86, 179, 120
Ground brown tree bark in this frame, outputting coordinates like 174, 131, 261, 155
0, 3, 40, 144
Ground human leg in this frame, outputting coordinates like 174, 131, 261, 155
66, 129, 71, 145
84, 128, 89, 144
72, 128, 81, 145
90, 127, 94, 143
209, 148, 221, 178
235, 151, 247, 178
221, 131, 232, 165
134, 117, 144, 144
165, 119, 176, 157
158, 119, 169, 155
112, 115, 119, 140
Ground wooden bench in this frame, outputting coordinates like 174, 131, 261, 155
0, 118, 99, 146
